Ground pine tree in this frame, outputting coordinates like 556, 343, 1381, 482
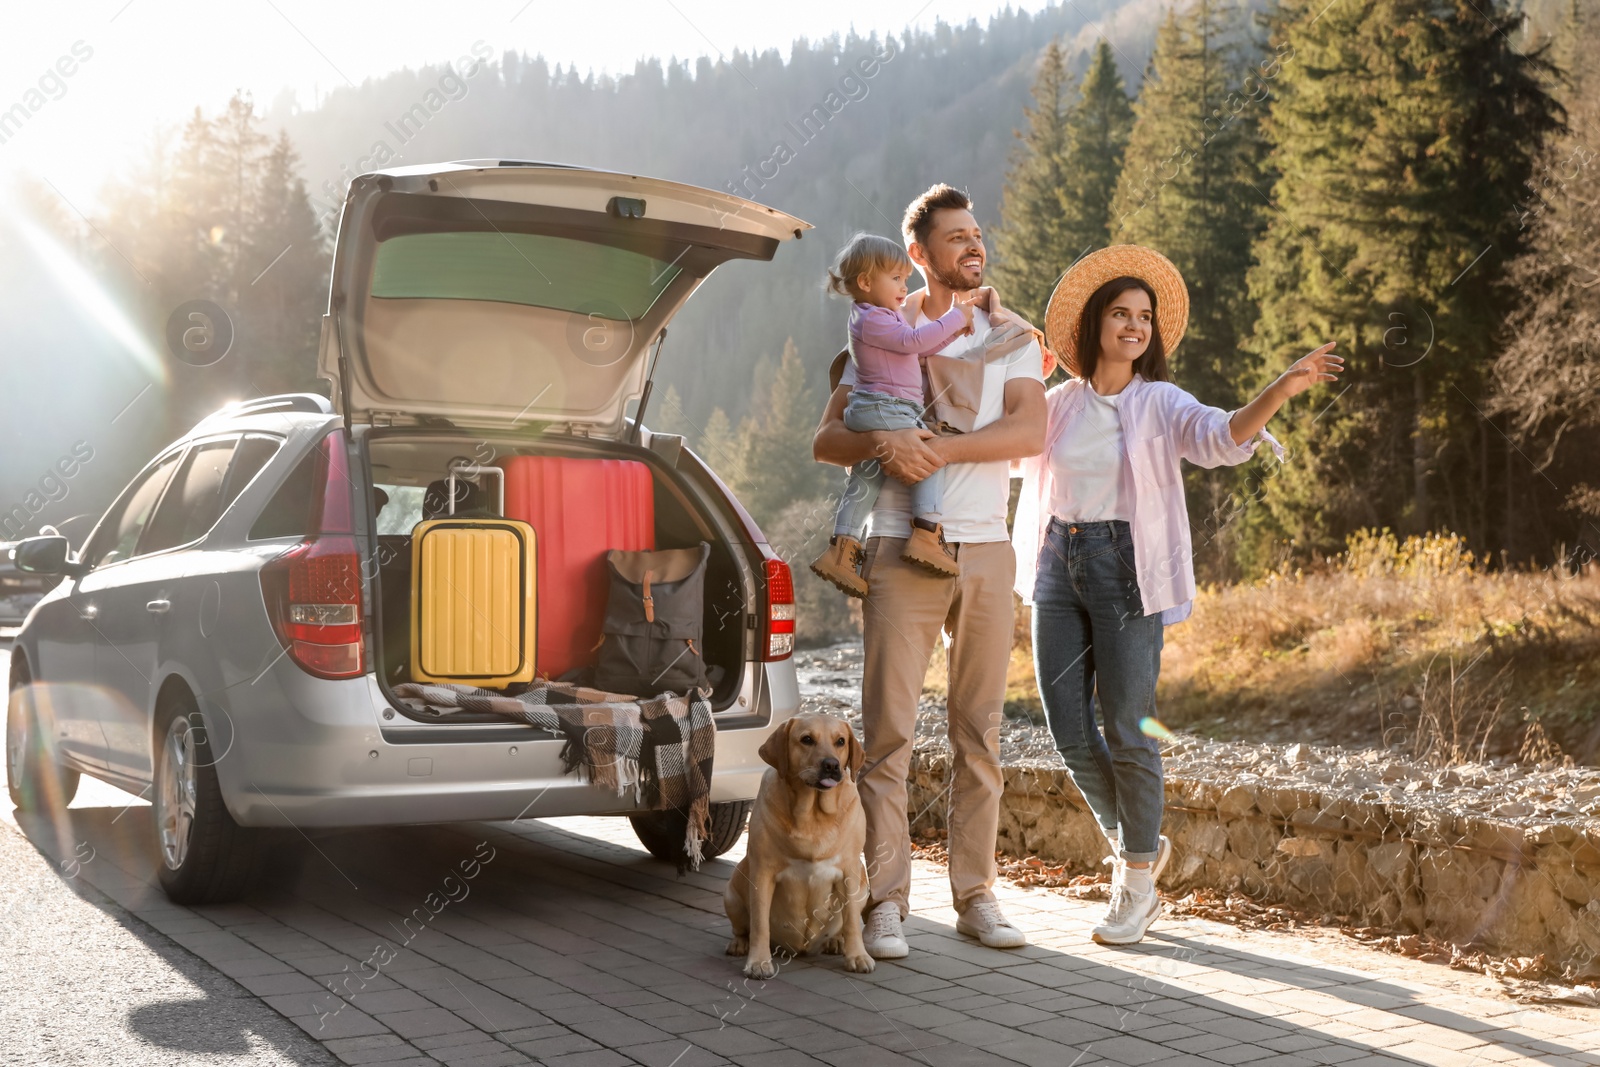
1244, 0, 1563, 561
698, 406, 742, 485
734, 339, 832, 525
1110, 1, 1268, 406
95, 95, 330, 434
990, 40, 1077, 326
646, 383, 700, 444
209, 93, 271, 299
1108, 1, 1275, 581
1057, 40, 1135, 266
241, 131, 330, 397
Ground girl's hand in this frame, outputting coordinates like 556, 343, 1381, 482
952, 290, 981, 334
1274, 342, 1343, 400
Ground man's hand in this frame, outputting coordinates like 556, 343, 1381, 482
876, 427, 945, 485
815, 385, 946, 485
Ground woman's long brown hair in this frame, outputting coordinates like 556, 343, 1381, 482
1075, 276, 1171, 383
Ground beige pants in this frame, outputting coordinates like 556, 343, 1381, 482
858, 536, 1014, 918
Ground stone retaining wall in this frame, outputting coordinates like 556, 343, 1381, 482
906, 750, 1600, 976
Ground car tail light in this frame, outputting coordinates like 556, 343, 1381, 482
760, 555, 795, 661
259, 431, 365, 679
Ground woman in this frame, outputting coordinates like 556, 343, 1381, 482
1013, 246, 1341, 945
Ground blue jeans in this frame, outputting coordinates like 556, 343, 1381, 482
1030, 518, 1165, 862
832, 390, 945, 539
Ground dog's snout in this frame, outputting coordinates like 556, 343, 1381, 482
820, 757, 841, 773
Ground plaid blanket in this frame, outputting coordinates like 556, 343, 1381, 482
391, 681, 716, 867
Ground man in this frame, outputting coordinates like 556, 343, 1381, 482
812, 184, 1046, 957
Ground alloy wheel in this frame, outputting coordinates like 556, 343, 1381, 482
5, 698, 26, 792
156, 715, 198, 870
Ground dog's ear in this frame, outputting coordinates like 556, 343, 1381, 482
758, 719, 793, 777
845, 727, 865, 781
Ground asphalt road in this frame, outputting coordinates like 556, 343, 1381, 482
0, 644, 338, 1067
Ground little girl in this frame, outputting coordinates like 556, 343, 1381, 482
810, 233, 975, 598
1014, 245, 1342, 946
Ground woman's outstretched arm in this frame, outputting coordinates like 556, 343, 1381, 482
1228, 342, 1343, 445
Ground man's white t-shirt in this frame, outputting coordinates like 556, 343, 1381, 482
839, 300, 1044, 544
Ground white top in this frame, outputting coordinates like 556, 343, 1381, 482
839, 292, 1045, 543
1013, 375, 1285, 624
1047, 384, 1129, 522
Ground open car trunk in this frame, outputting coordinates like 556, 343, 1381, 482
320, 161, 808, 437
363, 430, 753, 721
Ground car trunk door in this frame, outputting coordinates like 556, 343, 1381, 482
320, 162, 809, 436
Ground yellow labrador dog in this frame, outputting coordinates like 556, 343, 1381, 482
725, 713, 874, 979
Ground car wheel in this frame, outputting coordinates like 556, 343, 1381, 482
629, 800, 753, 864
151, 690, 262, 904
6, 658, 80, 812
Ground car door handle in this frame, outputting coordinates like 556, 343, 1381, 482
146, 599, 171, 614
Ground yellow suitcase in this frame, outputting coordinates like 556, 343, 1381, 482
410, 518, 537, 686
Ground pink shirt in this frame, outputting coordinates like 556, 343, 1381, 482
1013, 375, 1284, 624
847, 302, 968, 402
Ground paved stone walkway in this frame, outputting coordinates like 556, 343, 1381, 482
6, 780, 1597, 1067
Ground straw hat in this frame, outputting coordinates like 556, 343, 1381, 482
1043, 245, 1189, 378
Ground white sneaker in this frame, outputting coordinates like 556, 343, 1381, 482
1092, 881, 1161, 945
863, 902, 909, 959
955, 900, 1026, 949
1107, 834, 1172, 882
1093, 834, 1169, 946
1149, 834, 1172, 884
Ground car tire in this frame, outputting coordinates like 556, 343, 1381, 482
7, 658, 80, 812
151, 690, 262, 904
629, 799, 752, 865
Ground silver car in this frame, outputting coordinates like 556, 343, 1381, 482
6, 161, 809, 903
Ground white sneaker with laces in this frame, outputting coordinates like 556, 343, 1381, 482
1092, 834, 1170, 945
863, 902, 909, 959
955, 900, 1026, 949
1091, 881, 1161, 945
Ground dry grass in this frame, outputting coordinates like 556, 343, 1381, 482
921, 531, 1600, 763
1157, 531, 1600, 763
922, 641, 1041, 723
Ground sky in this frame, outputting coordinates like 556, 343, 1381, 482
0, 0, 1022, 212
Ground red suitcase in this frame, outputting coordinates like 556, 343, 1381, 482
497, 456, 655, 679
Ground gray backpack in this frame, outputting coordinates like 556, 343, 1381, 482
594, 543, 711, 696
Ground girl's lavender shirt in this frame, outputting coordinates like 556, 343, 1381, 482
847, 301, 968, 402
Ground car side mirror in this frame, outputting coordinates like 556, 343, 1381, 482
11, 535, 87, 578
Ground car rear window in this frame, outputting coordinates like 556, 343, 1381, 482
249, 446, 318, 540
224, 436, 281, 506
374, 484, 427, 536
369, 231, 682, 319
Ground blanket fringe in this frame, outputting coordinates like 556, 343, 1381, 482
683, 795, 710, 871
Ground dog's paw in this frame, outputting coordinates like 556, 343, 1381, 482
821, 936, 844, 956
743, 957, 778, 980
844, 951, 876, 974
726, 936, 748, 957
